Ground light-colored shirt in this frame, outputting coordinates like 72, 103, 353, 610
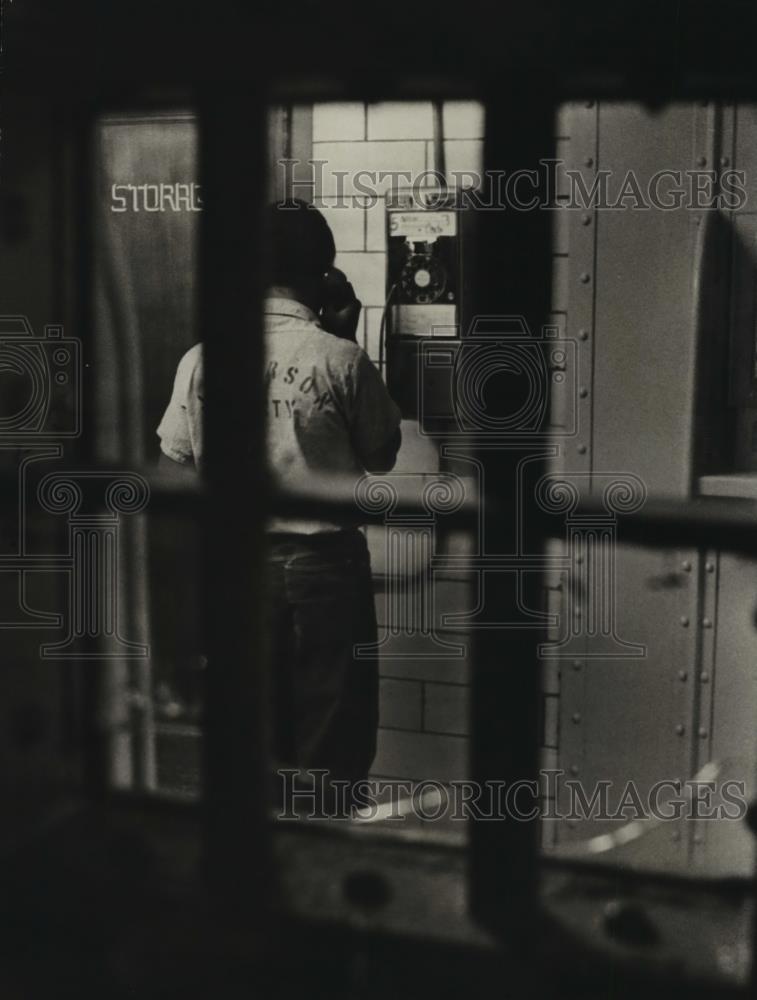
157, 296, 402, 532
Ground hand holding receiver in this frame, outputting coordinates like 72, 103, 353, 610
320, 267, 362, 342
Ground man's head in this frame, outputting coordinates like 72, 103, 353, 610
266, 199, 336, 306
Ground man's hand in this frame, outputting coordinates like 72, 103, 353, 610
320, 267, 362, 342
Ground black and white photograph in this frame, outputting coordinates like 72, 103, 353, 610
0, 2, 756, 997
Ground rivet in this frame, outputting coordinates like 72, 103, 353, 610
579, 329, 589, 341
705, 562, 715, 573
580, 272, 591, 284
570, 764, 579, 775
720, 155, 730, 167
584, 156, 594, 167
567, 819, 577, 829
681, 560, 692, 572
699, 727, 709, 739
700, 671, 710, 684
581, 213, 592, 226
572, 712, 582, 724
579, 387, 589, 398
697, 155, 707, 167
678, 670, 688, 681
675, 723, 685, 735
703, 618, 712, 629
577, 444, 587, 455
694, 833, 704, 845
671, 830, 681, 842
680, 616, 690, 627
572, 659, 582, 671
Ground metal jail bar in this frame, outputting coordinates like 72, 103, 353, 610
198, 92, 273, 914
468, 91, 556, 939
16, 465, 757, 541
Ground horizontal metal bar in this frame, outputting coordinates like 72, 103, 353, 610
578, 495, 757, 555
0, 468, 485, 525
10, 3, 757, 103
9, 466, 757, 554
268, 483, 482, 528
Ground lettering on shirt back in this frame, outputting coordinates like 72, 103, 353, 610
265, 357, 351, 420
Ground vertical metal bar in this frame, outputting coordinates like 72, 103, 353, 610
199, 91, 272, 914
470, 89, 555, 939
77, 102, 112, 800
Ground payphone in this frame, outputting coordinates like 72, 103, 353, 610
384, 189, 474, 422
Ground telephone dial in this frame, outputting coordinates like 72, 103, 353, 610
400, 251, 449, 305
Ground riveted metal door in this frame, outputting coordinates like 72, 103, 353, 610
555, 102, 711, 868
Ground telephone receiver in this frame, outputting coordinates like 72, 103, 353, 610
320, 267, 358, 312
319, 267, 362, 341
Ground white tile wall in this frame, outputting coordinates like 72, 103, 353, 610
443, 139, 485, 177
365, 196, 387, 251
313, 196, 365, 252
372, 727, 467, 781
442, 101, 485, 140
367, 102, 434, 140
334, 251, 386, 307
313, 140, 427, 197
355, 311, 367, 353
313, 102, 365, 142
380, 678, 423, 731
377, 652, 469, 685
392, 420, 440, 474
424, 682, 470, 736
364, 305, 383, 361
312, 104, 488, 270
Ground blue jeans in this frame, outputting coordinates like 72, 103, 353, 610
266, 529, 379, 796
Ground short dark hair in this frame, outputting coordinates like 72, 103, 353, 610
266, 198, 336, 286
